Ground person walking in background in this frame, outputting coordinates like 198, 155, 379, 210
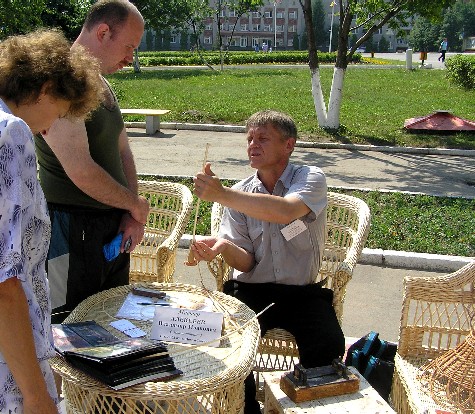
35, 0, 150, 323
0, 29, 102, 414
438, 37, 448, 62
187, 110, 344, 413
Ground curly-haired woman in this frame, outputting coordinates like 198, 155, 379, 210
0, 29, 103, 414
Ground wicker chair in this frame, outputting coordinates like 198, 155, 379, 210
129, 180, 193, 283
390, 260, 475, 414
207, 191, 371, 391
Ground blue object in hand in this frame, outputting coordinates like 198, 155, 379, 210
103, 233, 123, 262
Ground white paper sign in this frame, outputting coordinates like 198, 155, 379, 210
150, 307, 223, 346
280, 219, 307, 241
110, 319, 146, 338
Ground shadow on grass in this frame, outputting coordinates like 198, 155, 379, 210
110, 69, 217, 81
306, 130, 475, 149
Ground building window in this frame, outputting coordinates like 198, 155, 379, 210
252, 37, 259, 47
229, 10, 237, 17
288, 38, 293, 47
288, 25, 296, 33
277, 11, 283, 18
220, 9, 226, 17
253, 24, 261, 31
264, 11, 272, 18
170, 35, 176, 43
276, 25, 284, 33
289, 11, 297, 19
240, 37, 248, 47
205, 24, 212, 31
252, 11, 260, 18
229, 37, 239, 46
204, 37, 212, 44
241, 24, 248, 31
264, 24, 271, 32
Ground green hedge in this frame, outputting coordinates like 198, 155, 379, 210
138, 51, 362, 66
445, 54, 475, 90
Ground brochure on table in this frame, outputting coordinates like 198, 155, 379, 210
116, 291, 224, 346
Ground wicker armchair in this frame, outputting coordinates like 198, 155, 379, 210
207, 191, 371, 381
390, 260, 475, 414
129, 180, 193, 283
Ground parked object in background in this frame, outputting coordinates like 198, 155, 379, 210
404, 111, 475, 134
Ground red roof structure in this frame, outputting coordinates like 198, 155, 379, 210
404, 111, 475, 133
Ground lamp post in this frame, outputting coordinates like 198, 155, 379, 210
328, 1, 336, 53
274, 1, 277, 50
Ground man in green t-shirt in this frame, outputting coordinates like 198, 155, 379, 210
35, 0, 149, 323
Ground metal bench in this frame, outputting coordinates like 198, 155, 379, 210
120, 108, 170, 134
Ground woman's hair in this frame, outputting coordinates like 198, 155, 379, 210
246, 110, 298, 141
0, 29, 103, 118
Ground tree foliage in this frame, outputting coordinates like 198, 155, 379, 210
41, 0, 92, 40
131, 0, 198, 32
311, 0, 326, 49
408, 16, 441, 52
0, 0, 45, 38
298, 0, 458, 130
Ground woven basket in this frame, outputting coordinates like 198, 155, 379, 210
418, 326, 475, 413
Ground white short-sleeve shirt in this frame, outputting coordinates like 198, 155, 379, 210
219, 163, 327, 285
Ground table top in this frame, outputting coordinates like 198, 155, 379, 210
50, 282, 260, 399
263, 368, 396, 414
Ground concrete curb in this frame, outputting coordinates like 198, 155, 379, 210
178, 234, 473, 272
125, 122, 475, 157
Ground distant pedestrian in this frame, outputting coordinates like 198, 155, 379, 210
262, 42, 268, 52
438, 38, 448, 62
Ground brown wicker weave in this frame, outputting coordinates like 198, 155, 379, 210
418, 327, 475, 413
390, 260, 475, 414
206, 191, 371, 397
129, 181, 193, 283
50, 282, 261, 414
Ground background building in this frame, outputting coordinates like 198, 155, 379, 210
141, 0, 411, 52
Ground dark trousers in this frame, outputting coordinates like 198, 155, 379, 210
224, 281, 345, 413
48, 205, 130, 323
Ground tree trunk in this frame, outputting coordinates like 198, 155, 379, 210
133, 49, 141, 73
302, 0, 328, 126
327, 67, 345, 129
310, 68, 328, 125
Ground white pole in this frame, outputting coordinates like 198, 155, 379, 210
329, 1, 335, 53
274, 1, 277, 50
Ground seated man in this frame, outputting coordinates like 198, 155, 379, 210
187, 110, 345, 413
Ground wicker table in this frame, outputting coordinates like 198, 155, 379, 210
50, 283, 260, 414
263, 368, 395, 413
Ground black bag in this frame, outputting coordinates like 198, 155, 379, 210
344, 331, 397, 402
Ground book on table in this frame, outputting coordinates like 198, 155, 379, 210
52, 321, 182, 390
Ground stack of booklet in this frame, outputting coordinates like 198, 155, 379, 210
52, 321, 182, 390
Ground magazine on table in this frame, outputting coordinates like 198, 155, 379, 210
52, 321, 182, 390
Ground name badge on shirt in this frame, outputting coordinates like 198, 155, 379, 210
281, 219, 307, 241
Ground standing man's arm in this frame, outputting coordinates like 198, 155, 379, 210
42, 118, 148, 250
116, 126, 145, 250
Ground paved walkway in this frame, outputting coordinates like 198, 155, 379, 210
127, 125, 474, 342
128, 127, 475, 199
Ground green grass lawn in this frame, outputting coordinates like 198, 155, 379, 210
122, 66, 475, 257
109, 67, 475, 149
